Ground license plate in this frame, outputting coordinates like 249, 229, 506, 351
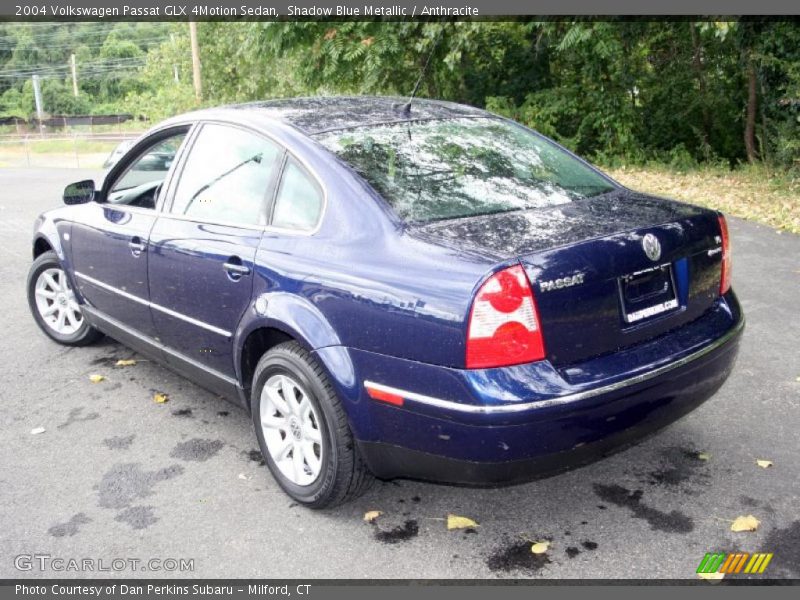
619, 264, 679, 324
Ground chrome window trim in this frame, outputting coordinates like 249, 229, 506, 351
363, 314, 744, 415
168, 119, 329, 237
95, 119, 329, 237
74, 271, 232, 338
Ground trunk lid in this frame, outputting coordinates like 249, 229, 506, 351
414, 190, 724, 366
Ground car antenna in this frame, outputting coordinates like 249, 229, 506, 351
399, 24, 446, 116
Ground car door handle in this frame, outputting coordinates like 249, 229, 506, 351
223, 261, 251, 277
129, 237, 146, 257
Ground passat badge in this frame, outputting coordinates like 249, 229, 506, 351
642, 233, 661, 262
539, 273, 585, 292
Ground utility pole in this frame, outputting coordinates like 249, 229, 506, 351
188, 22, 202, 102
170, 33, 179, 84
70, 54, 78, 97
32, 74, 44, 135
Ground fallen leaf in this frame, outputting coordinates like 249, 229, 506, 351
697, 571, 725, 582
238, 473, 251, 481
447, 514, 478, 530
756, 459, 773, 469
89, 374, 105, 383
30, 427, 45, 435
731, 514, 760, 532
530, 541, 550, 554
363, 510, 382, 523
697, 452, 712, 461
153, 392, 169, 404
115, 359, 137, 367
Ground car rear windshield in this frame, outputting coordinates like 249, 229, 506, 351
316, 117, 616, 224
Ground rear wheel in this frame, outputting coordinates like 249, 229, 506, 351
251, 341, 373, 508
27, 251, 101, 346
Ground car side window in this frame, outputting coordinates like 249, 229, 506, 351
107, 132, 187, 209
170, 124, 282, 227
271, 159, 324, 232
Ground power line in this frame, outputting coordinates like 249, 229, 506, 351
0, 36, 173, 51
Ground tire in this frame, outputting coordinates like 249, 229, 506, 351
27, 251, 102, 346
251, 341, 374, 508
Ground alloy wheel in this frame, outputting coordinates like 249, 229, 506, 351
34, 268, 83, 336
260, 373, 324, 486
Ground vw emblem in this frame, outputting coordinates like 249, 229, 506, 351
642, 233, 661, 262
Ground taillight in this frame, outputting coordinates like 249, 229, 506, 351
718, 215, 732, 295
466, 265, 545, 369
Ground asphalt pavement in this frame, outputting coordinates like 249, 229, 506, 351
1, 167, 798, 580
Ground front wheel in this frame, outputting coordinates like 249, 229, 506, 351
251, 341, 373, 508
27, 251, 101, 346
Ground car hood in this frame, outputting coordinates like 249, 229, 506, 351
408, 189, 710, 259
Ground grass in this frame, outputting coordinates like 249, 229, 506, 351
0, 138, 127, 168
607, 164, 800, 235
25, 139, 120, 154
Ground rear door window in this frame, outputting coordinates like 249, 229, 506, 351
170, 123, 283, 226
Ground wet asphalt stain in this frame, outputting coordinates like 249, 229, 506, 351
643, 447, 710, 492
244, 449, 265, 466
217, 411, 230, 417
740, 495, 760, 507
486, 540, 551, 574
48, 513, 91, 537
581, 540, 598, 551
103, 435, 135, 450
758, 521, 800, 578
96, 463, 184, 510
411, 496, 421, 503
57, 407, 99, 430
565, 547, 581, 558
90, 355, 122, 367
171, 409, 193, 418
373, 520, 419, 544
114, 505, 158, 530
169, 439, 224, 462
593, 484, 694, 533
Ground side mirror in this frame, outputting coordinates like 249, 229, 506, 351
63, 180, 95, 205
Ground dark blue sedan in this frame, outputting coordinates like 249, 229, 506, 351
27, 97, 743, 507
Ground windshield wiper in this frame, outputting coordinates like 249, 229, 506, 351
183, 153, 262, 213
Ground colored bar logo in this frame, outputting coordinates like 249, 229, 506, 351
697, 552, 773, 575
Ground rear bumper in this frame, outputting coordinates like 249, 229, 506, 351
346, 295, 744, 484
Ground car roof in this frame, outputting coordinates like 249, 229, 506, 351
202, 96, 490, 135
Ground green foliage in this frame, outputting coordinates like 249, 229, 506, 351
1, 20, 798, 171
0, 22, 169, 118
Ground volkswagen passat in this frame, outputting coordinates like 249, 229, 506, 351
27, 97, 743, 507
